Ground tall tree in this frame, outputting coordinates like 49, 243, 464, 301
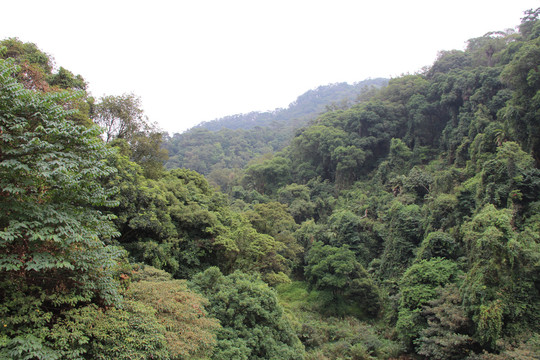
93, 93, 148, 143
0, 58, 123, 357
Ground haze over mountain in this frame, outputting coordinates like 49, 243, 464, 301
164, 79, 387, 176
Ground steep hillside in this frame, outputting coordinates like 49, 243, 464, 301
194, 79, 387, 131
164, 79, 387, 180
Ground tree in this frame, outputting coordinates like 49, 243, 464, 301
518, 7, 540, 40
243, 155, 292, 195
127, 266, 220, 359
461, 205, 540, 349
46, 301, 170, 360
244, 202, 302, 276
427, 50, 472, 78
48, 66, 87, 90
0, 58, 123, 357
396, 258, 463, 350
93, 93, 148, 143
304, 242, 380, 316
92, 94, 168, 179
94, 94, 168, 179
277, 183, 316, 223
326, 210, 380, 267
500, 36, 540, 165
190, 267, 304, 360
214, 215, 290, 285
416, 284, 476, 360
478, 142, 535, 209
1, 38, 93, 126
378, 202, 423, 278
416, 231, 459, 261
0, 37, 53, 91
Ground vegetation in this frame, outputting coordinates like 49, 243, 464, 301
1, 8, 540, 359
162, 79, 387, 189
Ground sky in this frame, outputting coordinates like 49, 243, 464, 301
1, 1, 538, 134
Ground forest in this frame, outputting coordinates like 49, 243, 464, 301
163, 78, 387, 177
1, 8, 539, 360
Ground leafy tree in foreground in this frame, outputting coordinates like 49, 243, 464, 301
0, 58, 123, 357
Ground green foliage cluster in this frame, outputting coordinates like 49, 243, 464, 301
0, 38, 92, 126
276, 281, 401, 359
190, 267, 304, 360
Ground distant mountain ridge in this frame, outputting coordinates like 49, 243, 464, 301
193, 78, 388, 131
163, 78, 388, 179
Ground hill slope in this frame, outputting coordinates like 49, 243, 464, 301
163, 78, 387, 177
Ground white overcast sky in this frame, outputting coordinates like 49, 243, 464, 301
1, 1, 538, 134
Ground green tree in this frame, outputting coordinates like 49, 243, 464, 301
93, 93, 148, 143
326, 210, 380, 267
245, 202, 302, 275
305, 242, 380, 316
378, 202, 423, 278
416, 231, 459, 261
46, 301, 170, 360
190, 267, 304, 360
243, 155, 292, 195
0, 38, 93, 126
277, 183, 316, 223
396, 258, 463, 350
48, 66, 87, 90
0, 58, 123, 357
461, 205, 540, 349
214, 215, 290, 285
93, 93, 168, 178
500, 35, 540, 164
478, 142, 535, 209
128, 266, 220, 359
416, 284, 475, 360
0, 37, 53, 91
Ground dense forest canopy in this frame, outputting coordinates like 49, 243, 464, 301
1, 7, 540, 360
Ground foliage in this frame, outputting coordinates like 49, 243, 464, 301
3, 9, 540, 359
128, 266, 220, 359
214, 214, 290, 284
94, 93, 168, 178
396, 258, 463, 349
48, 302, 170, 360
190, 267, 304, 359
0, 58, 123, 358
461, 204, 540, 349
378, 201, 423, 279
415, 284, 476, 360
304, 242, 380, 316
415, 231, 460, 261
0, 38, 92, 126
164, 79, 388, 177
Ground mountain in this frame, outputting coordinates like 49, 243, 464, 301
193, 78, 388, 131
163, 78, 387, 178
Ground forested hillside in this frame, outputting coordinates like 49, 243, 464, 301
1, 8, 540, 360
163, 79, 386, 180
194, 79, 388, 131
